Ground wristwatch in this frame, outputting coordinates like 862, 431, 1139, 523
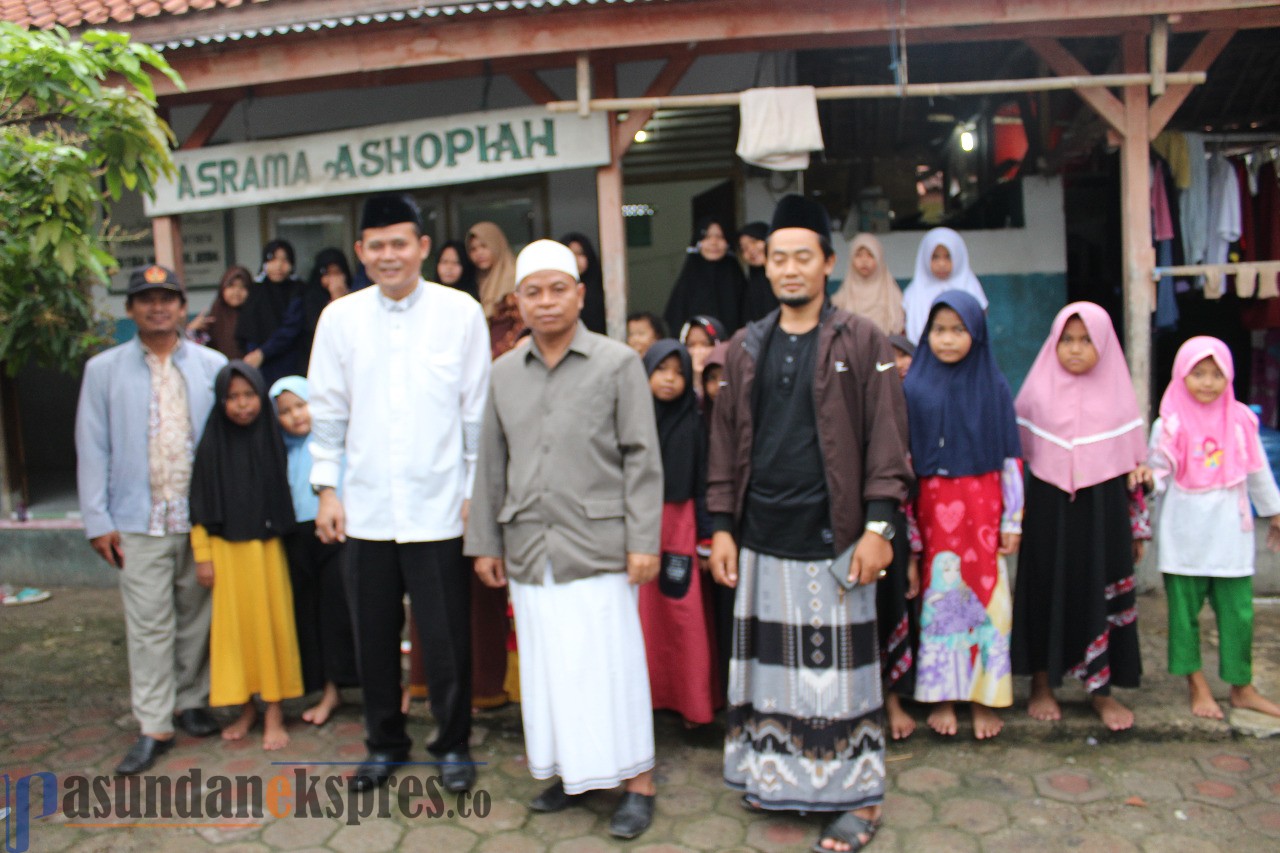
310, 484, 335, 496
864, 520, 896, 541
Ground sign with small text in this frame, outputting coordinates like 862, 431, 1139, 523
146, 106, 610, 217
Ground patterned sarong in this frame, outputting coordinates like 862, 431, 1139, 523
724, 547, 886, 812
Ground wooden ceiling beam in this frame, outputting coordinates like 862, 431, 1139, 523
178, 98, 238, 150
148, 0, 1280, 99
508, 70, 559, 105
1148, 28, 1236, 138
614, 51, 696, 157
1026, 37, 1128, 136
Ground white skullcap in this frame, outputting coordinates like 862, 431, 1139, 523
515, 239, 580, 286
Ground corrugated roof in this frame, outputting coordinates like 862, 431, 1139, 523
2, 1, 654, 51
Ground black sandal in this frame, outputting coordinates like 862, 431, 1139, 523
811, 810, 881, 853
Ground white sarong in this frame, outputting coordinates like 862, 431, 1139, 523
509, 562, 655, 794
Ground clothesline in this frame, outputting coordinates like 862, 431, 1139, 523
1152, 262, 1280, 280
549, 71, 1208, 115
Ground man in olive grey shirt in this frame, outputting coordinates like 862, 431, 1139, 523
465, 239, 663, 840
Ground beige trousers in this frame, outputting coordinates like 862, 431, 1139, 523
118, 532, 212, 735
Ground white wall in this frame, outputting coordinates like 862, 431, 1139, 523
874, 176, 1068, 280
624, 177, 729, 317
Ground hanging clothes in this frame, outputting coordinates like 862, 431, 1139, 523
1179, 132, 1211, 269
1206, 153, 1243, 268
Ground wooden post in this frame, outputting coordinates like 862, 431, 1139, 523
152, 216, 185, 283
1120, 30, 1155, 417
593, 62, 628, 340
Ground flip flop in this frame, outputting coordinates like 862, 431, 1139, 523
811, 811, 881, 853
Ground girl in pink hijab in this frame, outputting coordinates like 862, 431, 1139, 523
1012, 303, 1151, 732
1149, 336, 1280, 721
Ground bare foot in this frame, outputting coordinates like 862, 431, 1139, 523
927, 702, 958, 736
972, 703, 1004, 739
1090, 694, 1135, 731
262, 703, 289, 751
1027, 672, 1062, 722
301, 683, 341, 726
1187, 672, 1225, 720
886, 693, 916, 740
1230, 684, 1280, 718
221, 703, 257, 741
818, 805, 881, 851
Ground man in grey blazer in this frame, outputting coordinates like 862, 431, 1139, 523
76, 265, 227, 775
466, 239, 663, 840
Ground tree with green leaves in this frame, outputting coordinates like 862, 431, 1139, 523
0, 21, 183, 375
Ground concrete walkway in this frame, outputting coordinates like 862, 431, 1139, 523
3, 588, 1280, 852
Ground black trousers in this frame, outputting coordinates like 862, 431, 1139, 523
344, 537, 472, 756
284, 522, 359, 694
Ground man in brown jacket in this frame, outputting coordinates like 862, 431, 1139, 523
707, 195, 912, 853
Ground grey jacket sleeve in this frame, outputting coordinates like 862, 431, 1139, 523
75, 359, 114, 540
463, 381, 508, 559
616, 354, 664, 555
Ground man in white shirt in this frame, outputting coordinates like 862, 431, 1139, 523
309, 193, 491, 792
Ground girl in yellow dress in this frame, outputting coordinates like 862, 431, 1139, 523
190, 361, 303, 750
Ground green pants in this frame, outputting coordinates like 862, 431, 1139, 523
1164, 573, 1253, 686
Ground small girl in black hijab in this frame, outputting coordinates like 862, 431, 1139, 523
190, 361, 303, 751
636, 340, 719, 727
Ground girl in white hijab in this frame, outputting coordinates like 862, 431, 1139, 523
902, 227, 988, 344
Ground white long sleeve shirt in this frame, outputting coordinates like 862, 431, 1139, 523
1149, 417, 1280, 578
308, 279, 490, 543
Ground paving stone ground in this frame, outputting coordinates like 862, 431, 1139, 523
4, 588, 1280, 852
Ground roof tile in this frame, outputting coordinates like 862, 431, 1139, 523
1, 0, 249, 28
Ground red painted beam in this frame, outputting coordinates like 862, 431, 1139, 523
146, 1, 1280, 99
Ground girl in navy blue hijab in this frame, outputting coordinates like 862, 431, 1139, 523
903, 290, 1023, 741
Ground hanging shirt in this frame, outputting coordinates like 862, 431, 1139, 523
1206, 153, 1243, 266
308, 279, 490, 543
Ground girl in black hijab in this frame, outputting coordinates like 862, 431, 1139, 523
298, 248, 352, 374
190, 361, 302, 750
560, 231, 607, 334
663, 217, 746, 336
636, 339, 719, 727
237, 239, 305, 386
434, 240, 479, 300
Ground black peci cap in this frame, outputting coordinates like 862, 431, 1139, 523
359, 193, 423, 232
768, 194, 832, 243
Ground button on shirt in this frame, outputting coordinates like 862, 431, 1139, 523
741, 325, 833, 560
307, 280, 490, 543
464, 324, 663, 584
143, 346, 196, 536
